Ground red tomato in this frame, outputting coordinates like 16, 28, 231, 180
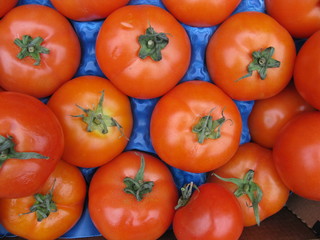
0, 91, 64, 199
206, 11, 296, 101
150, 80, 242, 173
173, 183, 243, 240
0, 160, 87, 240
294, 30, 320, 110
0, 4, 81, 98
50, 0, 130, 21
0, 0, 18, 18
273, 111, 320, 201
207, 142, 290, 226
162, 0, 241, 27
265, 0, 320, 39
96, 4, 191, 99
47, 75, 133, 168
248, 83, 315, 148
88, 151, 178, 240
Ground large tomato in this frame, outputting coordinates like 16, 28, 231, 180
47, 75, 133, 168
161, 0, 241, 27
0, 160, 87, 240
206, 11, 296, 101
0, 91, 64, 199
207, 142, 290, 226
95, 4, 191, 99
294, 30, 320, 110
248, 83, 315, 149
265, 0, 320, 39
0, 0, 18, 18
173, 183, 243, 240
273, 111, 320, 201
0, 4, 81, 98
50, 0, 130, 21
150, 80, 242, 173
88, 151, 178, 240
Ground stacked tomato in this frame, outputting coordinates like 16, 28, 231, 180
0, 0, 319, 240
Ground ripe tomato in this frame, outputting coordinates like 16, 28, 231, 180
161, 0, 241, 27
248, 83, 315, 148
88, 151, 178, 240
50, 0, 130, 21
96, 4, 191, 99
173, 183, 243, 240
294, 30, 320, 110
0, 160, 87, 240
0, 0, 17, 18
0, 91, 64, 199
206, 11, 296, 101
273, 111, 320, 201
265, 0, 320, 39
47, 75, 133, 168
0, 4, 81, 98
207, 142, 290, 226
150, 80, 242, 173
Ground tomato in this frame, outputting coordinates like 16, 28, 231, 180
0, 91, 64, 199
173, 182, 243, 240
0, 0, 17, 18
161, 0, 241, 27
273, 111, 320, 201
294, 30, 320, 110
207, 142, 290, 226
50, 0, 130, 21
95, 4, 191, 99
0, 4, 81, 98
265, 0, 320, 39
248, 83, 315, 149
150, 80, 242, 173
47, 75, 133, 168
206, 11, 296, 101
88, 151, 178, 240
0, 160, 87, 240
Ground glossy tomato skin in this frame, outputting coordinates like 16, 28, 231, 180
150, 80, 242, 173
294, 30, 320, 110
0, 160, 87, 240
96, 5, 191, 99
206, 11, 296, 101
248, 83, 315, 148
208, 142, 290, 226
265, 0, 320, 39
161, 0, 241, 27
273, 111, 320, 201
88, 151, 178, 240
0, 91, 64, 199
173, 183, 243, 240
0, 0, 18, 18
47, 76, 133, 168
50, 0, 130, 21
0, 4, 81, 98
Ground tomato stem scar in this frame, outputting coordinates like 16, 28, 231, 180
175, 182, 199, 210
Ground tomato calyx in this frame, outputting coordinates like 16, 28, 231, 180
236, 46, 280, 81
123, 154, 154, 201
20, 179, 57, 222
212, 170, 263, 225
175, 182, 199, 210
138, 25, 169, 61
14, 35, 50, 66
72, 90, 126, 137
0, 135, 49, 167
192, 108, 231, 144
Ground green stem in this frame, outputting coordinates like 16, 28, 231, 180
14, 35, 50, 66
212, 170, 263, 225
175, 182, 199, 210
236, 46, 280, 81
0, 135, 48, 167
